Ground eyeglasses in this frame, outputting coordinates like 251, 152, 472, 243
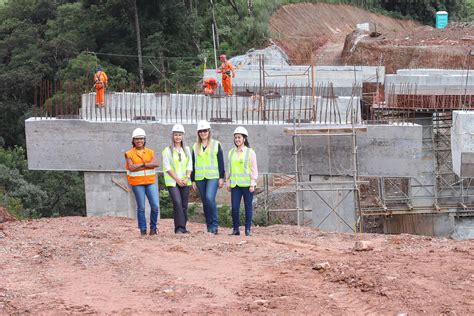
198, 129, 209, 134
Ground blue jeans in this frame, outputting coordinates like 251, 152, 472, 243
195, 178, 219, 232
131, 183, 160, 231
231, 186, 253, 231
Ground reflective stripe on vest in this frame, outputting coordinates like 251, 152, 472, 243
228, 147, 252, 188
162, 146, 191, 187
193, 140, 219, 180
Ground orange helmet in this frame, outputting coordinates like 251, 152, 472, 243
219, 54, 226, 60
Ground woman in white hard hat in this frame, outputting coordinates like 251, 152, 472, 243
191, 120, 225, 235
124, 128, 160, 236
226, 126, 258, 236
162, 124, 192, 234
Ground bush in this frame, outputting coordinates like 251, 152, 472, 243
159, 188, 174, 219
0, 147, 85, 218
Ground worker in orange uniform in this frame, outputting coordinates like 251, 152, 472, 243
93, 67, 108, 107
217, 54, 235, 96
203, 77, 218, 95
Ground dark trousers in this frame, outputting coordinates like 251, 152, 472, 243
167, 185, 191, 233
231, 186, 253, 231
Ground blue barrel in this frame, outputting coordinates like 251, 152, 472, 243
436, 11, 448, 29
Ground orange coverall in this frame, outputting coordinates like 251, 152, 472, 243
94, 71, 108, 107
203, 78, 218, 95
219, 61, 235, 95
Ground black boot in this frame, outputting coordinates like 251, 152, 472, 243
229, 229, 240, 236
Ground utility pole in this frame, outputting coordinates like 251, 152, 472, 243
131, 0, 145, 92
210, 0, 219, 49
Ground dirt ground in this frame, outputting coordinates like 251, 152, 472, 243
269, 3, 473, 71
0, 216, 473, 314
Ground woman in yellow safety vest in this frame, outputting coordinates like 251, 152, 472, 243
226, 126, 258, 236
125, 128, 160, 236
191, 120, 225, 235
162, 124, 193, 234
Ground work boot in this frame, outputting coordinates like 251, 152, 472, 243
149, 228, 157, 236
140, 230, 147, 236
229, 229, 240, 236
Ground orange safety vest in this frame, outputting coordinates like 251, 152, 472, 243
125, 147, 157, 186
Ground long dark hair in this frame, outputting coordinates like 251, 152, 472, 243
234, 135, 250, 148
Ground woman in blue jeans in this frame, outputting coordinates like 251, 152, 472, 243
191, 120, 225, 235
125, 128, 160, 236
227, 126, 258, 236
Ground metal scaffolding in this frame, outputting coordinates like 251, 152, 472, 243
268, 92, 367, 232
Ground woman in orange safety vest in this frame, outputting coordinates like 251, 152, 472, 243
125, 128, 160, 236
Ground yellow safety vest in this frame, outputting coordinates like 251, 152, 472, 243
162, 146, 192, 187
193, 140, 220, 181
228, 146, 254, 188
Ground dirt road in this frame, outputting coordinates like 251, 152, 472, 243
0, 217, 473, 314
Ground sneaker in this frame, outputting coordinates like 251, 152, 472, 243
245, 230, 251, 236
149, 229, 157, 235
140, 230, 147, 236
183, 229, 190, 234
176, 230, 185, 234
229, 229, 240, 236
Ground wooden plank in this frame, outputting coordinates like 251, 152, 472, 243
284, 125, 367, 135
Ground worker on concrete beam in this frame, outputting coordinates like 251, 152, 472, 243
93, 66, 108, 107
227, 126, 258, 236
203, 77, 218, 96
217, 54, 235, 96
162, 124, 192, 234
125, 128, 160, 236
191, 120, 225, 234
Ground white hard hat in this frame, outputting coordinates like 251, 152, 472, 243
172, 124, 185, 133
132, 128, 146, 138
197, 120, 211, 131
233, 126, 248, 137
